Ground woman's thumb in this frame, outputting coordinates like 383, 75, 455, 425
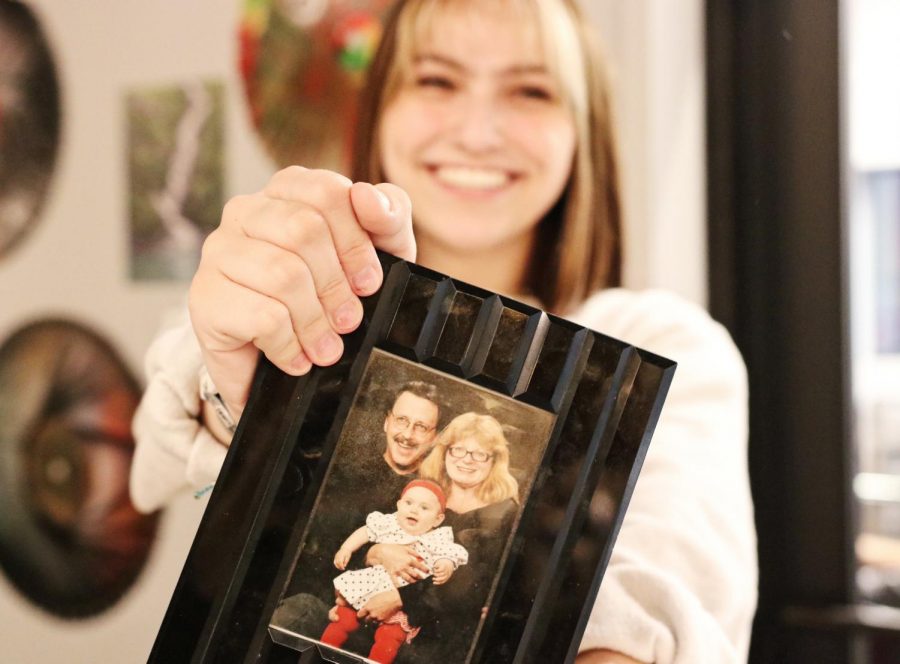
350, 182, 416, 261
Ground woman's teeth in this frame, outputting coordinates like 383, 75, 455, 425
434, 166, 509, 190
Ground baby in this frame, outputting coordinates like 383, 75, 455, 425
320, 479, 468, 663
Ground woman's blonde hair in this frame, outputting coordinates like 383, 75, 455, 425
418, 412, 520, 505
352, 0, 622, 313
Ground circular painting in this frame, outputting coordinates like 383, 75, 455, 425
0, 320, 158, 618
0, 1, 61, 258
240, 0, 394, 172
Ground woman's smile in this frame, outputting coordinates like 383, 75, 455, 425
426, 164, 519, 194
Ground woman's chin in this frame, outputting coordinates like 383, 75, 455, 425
416, 229, 528, 271
449, 476, 480, 489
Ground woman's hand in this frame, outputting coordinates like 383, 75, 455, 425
366, 543, 429, 584
358, 587, 402, 622
190, 167, 415, 420
575, 650, 648, 664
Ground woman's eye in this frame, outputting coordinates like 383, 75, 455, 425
515, 85, 554, 101
416, 75, 455, 90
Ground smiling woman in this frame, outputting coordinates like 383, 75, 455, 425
355, 0, 618, 311
133, 0, 756, 662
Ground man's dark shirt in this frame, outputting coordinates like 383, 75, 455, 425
285, 439, 410, 601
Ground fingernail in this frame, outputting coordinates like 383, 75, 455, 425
374, 187, 392, 213
314, 333, 342, 362
352, 265, 379, 294
333, 300, 359, 330
290, 351, 311, 374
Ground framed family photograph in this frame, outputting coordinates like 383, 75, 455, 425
150, 253, 675, 664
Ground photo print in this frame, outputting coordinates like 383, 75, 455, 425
240, 0, 394, 172
127, 80, 223, 280
0, 319, 159, 617
269, 349, 556, 664
0, 0, 61, 259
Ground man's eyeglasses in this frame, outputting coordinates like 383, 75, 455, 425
447, 445, 493, 463
390, 412, 435, 436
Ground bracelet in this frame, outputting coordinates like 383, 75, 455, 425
198, 365, 237, 435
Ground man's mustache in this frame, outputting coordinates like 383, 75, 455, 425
393, 433, 418, 445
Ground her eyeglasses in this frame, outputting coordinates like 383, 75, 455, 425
390, 412, 435, 436
447, 445, 493, 463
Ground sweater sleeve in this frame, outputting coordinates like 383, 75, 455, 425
574, 290, 757, 664
129, 312, 229, 513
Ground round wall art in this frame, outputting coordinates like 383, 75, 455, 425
240, 0, 394, 173
0, 1, 61, 259
0, 320, 158, 618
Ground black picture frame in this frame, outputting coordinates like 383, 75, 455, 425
149, 252, 676, 664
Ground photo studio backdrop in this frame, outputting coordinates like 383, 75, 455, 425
0, 1, 705, 661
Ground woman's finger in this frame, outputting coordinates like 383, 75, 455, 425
192, 279, 311, 411
241, 202, 364, 335
265, 168, 384, 297
206, 231, 345, 367
350, 182, 416, 262
221, 232, 346, 366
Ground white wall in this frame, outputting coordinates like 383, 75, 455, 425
583, 0, 707, 305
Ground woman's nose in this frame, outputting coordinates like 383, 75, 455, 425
452, 93, 503, 153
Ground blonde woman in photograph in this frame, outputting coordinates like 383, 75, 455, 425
131, 1, 757, 662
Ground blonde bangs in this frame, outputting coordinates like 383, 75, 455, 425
386, 0, 587, 114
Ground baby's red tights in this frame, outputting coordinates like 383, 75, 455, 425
320, 605, 408, 664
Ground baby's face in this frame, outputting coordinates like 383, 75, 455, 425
396, 486, 444, 536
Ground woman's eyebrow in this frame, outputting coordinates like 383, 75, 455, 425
414, 54, 465, 71
502, 64, 551, 76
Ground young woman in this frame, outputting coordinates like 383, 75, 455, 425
131, 1, 757, 662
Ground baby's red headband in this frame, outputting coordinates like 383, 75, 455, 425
401, 479, 447, 512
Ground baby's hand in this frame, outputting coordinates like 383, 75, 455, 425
432, 559, 455, 585
334, 548, 352, 570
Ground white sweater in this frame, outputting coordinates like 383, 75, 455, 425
130, 288, 757, 663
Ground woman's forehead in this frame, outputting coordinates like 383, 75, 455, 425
453, 435, 490, 450
408, 1, 546, 70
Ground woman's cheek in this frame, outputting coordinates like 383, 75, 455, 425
508, 106, 573, 154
